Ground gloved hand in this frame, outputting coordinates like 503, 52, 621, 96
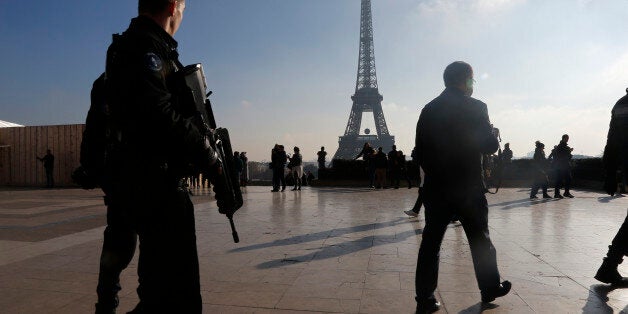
604, 170, 617, 196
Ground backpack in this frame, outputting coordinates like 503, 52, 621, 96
72, 73, 108, 189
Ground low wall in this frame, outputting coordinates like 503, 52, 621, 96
0, 125, 84, 187
316, 158, 605, 190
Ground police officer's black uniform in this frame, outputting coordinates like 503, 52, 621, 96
595, 89, 628, 284
414, 87, 509, 310
99, 15, 212, 313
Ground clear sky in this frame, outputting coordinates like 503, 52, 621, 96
1, 0, 627, 162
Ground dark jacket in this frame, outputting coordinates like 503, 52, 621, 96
374, 151, 388, 169
501, 148, 513, 163
290, 153, 303, 167
317, 150, 327, 162
272, 150, 287, 167
415, 87, 499, 190
234, 156, 243, 173
105, 16, 206, 179
549, 141, 572, 169
356, 146, 375, 162
603, 89, 628, 182
40, 153, 54, 170
387, 150, 398, 167
533, 147, 548, 173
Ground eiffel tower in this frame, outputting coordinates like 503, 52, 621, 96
333, 0, 394, 160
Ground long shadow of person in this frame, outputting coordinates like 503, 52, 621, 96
582, 283, 628, 313
598, 195, 625, 203
254, 226, 424, 269
231, 217, 408, 253
458, 302, 498, 313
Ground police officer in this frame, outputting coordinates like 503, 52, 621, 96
414, 61, 511, 313
97, 0, 218, 312
595, 88, 628, 285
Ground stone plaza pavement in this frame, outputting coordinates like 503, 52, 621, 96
0, 186, 627, 313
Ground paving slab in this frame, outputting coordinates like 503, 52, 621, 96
0, 186, 627, 313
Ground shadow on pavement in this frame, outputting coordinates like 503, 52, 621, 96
583, 283, 628, 313
255, 227, 423, 269
230, 218, 408, 253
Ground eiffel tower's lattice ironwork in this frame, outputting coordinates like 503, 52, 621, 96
333, 0, 394, 160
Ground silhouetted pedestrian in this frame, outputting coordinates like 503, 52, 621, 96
595, 88, 628, 285
355, 142, 376, 188
240, 152, 249, 187
317, 146, 327, 169
36, 149, 54, 188
414, 61, 511, 313
288, 146, 303, 190
387, 145, 398, 187
271, 144, 288, 192
397, 150, 412, 189
548, 134, 574, 198
530, 141, 551, 199
233, 151, 243, 186
374, 147, 387, 189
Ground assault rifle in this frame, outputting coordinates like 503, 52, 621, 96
177, 63, 243, 243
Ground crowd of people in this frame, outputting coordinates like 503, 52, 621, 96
354, 143, 413, 189
185, 151, 249, 191
270, 144, 316, 192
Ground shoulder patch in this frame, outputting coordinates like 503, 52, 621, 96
144, 53, 163, 72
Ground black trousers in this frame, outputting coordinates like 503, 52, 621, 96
415, 187, 500, 301
272, 166, 285, 190
412, 187, 424, 214
106, 180, 202, 313
96, 201, 137, 309
45, 168, 54, 187
554, 168, 571, 194
608, 211, 628, 263
530, 173, 549, 197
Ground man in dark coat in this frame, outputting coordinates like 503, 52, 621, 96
595, 88, 628, 285
548, 134, 574, 198
317, 146, 327, 169
413, 61, 511, 313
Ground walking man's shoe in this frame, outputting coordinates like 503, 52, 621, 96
563, 192, 574, 198
415, 298, 440, 314
404, 210, 418, 217
542, 193, 552, 199
481, 280, 512, 303
595, 259, 627, 285
554, 194, 564, 199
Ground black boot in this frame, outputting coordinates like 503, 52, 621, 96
95, 300, 118, 314
415, 296, 440, 314
481, 280, 512, 303
595, 258, 626, 284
